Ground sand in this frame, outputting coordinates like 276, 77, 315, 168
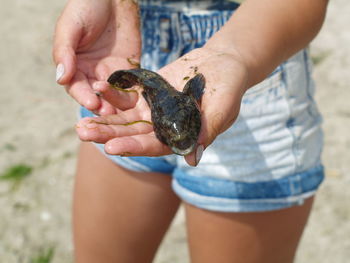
0, 0, 349, 262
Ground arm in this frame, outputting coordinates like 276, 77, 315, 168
205, 0, 329, 88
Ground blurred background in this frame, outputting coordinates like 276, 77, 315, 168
0, 0, 349, 262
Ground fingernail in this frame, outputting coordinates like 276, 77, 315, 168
195, 144, 204, 166
92, 82, 99, 91
56, 63, 65, 82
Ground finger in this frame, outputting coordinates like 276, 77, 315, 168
199, 78, 243, 145
53, 5, 83, 84
184, 144, 204, 167
76, 107, 152, 141
53, 46, 77, 85
89, 80, 117, 116
185, 86, 241, 167
104, 134, 171, 157
94, 98, 117, 116
67, 71, 101, 111
76, 116, 154, 144
92, 81, 139, 110
200, 111, 226, 148
182, 111, 229, 167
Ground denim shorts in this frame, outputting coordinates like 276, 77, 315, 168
80, 0, 325, 212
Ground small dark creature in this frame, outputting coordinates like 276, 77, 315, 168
107, 69, 205, 156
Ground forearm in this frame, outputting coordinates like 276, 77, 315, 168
204, 0, 328, 88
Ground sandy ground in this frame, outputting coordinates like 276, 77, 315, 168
0, 0, 349, 262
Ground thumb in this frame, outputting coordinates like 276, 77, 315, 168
184, 106, 240, 167
52, 6, 83, 85
184, 112, 225, 167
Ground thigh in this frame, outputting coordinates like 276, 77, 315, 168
73, 142, 181, 263
185, 197, 314, 263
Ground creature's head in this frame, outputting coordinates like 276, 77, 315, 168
168, 123, 196, 155
164, 107, 201, 156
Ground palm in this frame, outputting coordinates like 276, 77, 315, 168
63, 0, 141, 114
75, 14, 141, 82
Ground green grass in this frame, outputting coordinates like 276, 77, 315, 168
0, 164, 32, 181
30, 247, 55, 263
0, 164, 33, 192
4, 143, 16, 151
311, 51, 331, 66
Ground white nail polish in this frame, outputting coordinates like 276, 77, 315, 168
92, 82, 99, 91
195, 144, 204, 166
56, 63, 65, 82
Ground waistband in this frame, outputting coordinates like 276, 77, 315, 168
138, 0, 240, 11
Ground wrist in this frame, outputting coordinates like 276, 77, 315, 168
202, 43, 251, 92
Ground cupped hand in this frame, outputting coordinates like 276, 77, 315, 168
53, 0, 141, 115
76, 47, 249, 166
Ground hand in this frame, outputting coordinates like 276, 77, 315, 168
53, 0, 141, 115
76, 47, 249, 166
